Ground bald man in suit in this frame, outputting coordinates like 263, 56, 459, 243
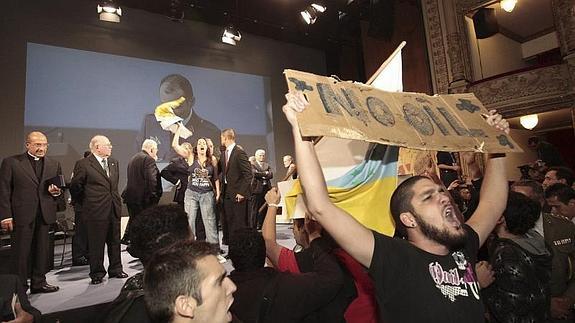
0, 131, 62, 293
70, 135, 127, 285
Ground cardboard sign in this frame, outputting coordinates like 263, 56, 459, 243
284, 69, 522, 153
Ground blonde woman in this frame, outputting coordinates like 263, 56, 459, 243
172, 125, 220, 245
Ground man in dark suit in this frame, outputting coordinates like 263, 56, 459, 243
220, 129, 252, 245
69, 135, 127, 285
0, 131, 62, 293
121, 139, 163, 244
137, 74, 221, 162
250, 149, 273, 229
71, 150, 92, 266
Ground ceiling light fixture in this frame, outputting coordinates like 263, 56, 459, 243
520, 114, 538, 130
97, 0, 122, 23
222, 25, 241, 46
500, 0, 517, 13
300, 3, 327, 25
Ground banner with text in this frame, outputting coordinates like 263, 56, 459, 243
284, 69, 521, 153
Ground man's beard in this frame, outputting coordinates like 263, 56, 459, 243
414, 211, 466, 250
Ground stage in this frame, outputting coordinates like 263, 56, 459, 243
28, 224, 296, 321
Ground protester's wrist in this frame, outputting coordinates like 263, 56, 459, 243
267, 203, 279, 208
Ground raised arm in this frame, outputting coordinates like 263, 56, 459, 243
171, 125, 189, 158
261, 187, 283, 267
465, 111, 509, 247
283, 91, 374, 268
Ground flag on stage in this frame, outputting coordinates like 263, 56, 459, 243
282, 42, 406, 236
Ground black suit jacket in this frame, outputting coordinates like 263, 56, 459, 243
160, 157, 189, 204
220, 145, 252, 198
69, 154, 122, 221
122, 151, 162, 207
251, 162, 273, 194
0, 153, 62, 226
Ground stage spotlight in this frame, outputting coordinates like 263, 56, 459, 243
97, 0, 122, 23
300, 3, 327, 25
500, 0, 517, 13
222, 25, 241, 46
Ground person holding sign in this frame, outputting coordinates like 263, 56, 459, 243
282, 90, 510, 323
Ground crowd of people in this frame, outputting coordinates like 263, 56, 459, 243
1, 90, 575, 323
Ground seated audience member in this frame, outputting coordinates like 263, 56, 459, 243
512, 180, 575, 321
0, 274, 41, 322
105, 205, 191, 323
482, 191, 552, 322
283, 91, 510, 322
543, 167, 575, 191
144, 240, 236, 323
228, 228, 343, 323
545, 183, 575, 222
262, 188, 377, 323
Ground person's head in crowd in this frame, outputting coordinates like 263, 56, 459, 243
528, 164, 547, 183
25, 131, 49, 158
545, 183, 575, 220
193, 138, 212, 160
128, 204, 191, 265
89, 135, 113, 158
283, 155, 294, 168
543, 166, 574, 190
180, 142, 194, 158
457, 185, 471, 201
255, 149, 266, 163
159, 74, 195, 119
220, 129, 236, 149
511, 180, 545, 206
228, 228, 266, 272
205, 138, 215, 156
144, 240, 236, 323
248, 156, 256, 165
527, 136, 540, 150
496, 191, 541, 236
142, 139, 159, 161
390, 175, 466, 249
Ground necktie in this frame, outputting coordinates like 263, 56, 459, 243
102, 158, 110, 177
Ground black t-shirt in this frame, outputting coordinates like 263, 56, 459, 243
369, 225, 484, 323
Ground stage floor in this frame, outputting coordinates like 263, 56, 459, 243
30, 224, 296, 314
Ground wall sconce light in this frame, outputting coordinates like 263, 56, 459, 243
97, 0, 122, 23
500, 0, 518, 13
520, 114, 538, 130
222, 25, 241, 46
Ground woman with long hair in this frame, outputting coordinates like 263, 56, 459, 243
172, 125, 220, 244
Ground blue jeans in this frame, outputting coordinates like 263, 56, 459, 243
184, 189, 219, 244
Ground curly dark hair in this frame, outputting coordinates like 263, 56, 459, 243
228, 228, 266, 272
128, 205, 191, 265
503, 191, 541, 236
